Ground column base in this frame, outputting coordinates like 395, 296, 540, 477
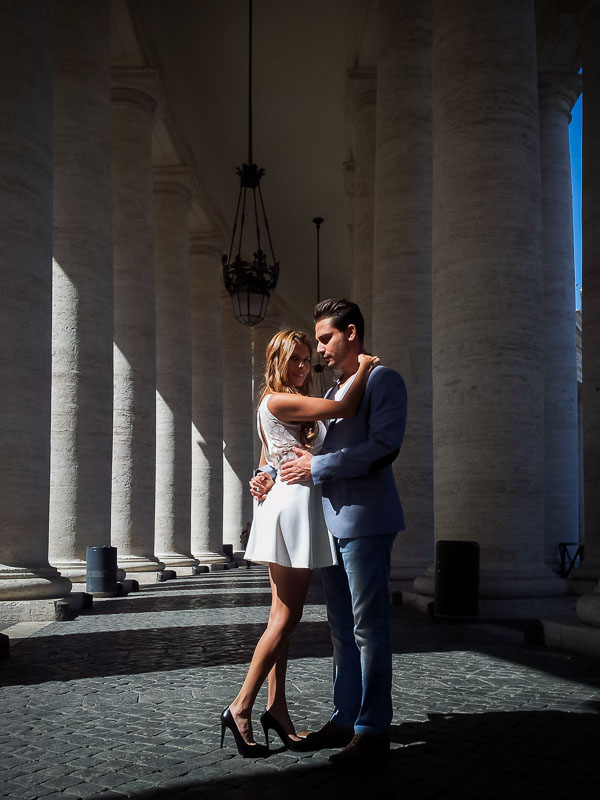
567, 560, 600, 596
48, 558, 87, 583
164, 565, 199, 578
155, 553, 198, 570
232, 549, 248, 565
0, 596, 79, 624
576, 583, 600, 626
0, 565, 72, 601
413, 564, 565, 598
192, 550, 228, 566
398, 587, 577, 621
117, 556, 165, 585
390, 560, 432, 581
117, 556, 164, 572
48, 558, 126, 584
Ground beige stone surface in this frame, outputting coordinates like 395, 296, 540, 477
111, 80, 162, 577
577, 1, 600, 597
49, 0, 114, 580
153, 178, 197, 570
222, 302, 254, 547
348, 69, 376, 353
539, 72, 580, 571
0, 0, 70, 601
429, 0, 562, 599
372, 0, 434, 581
190, 241, 227, 566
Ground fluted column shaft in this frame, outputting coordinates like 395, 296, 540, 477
49, 0, 113, 581
111, 81, 162, 578
577, 0, 600, 624
422, 0, 563, 600
190, 240, 227, 567
372, 0, 433, 580
538, 73, 580, 571
0, 0, 70, 600
349, 70, 376, 351
222, 305, 254, 547
153, 179, 197, 573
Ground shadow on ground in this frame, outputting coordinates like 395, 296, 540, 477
0, 620, 334, 686
91, 591, 274, 615
2, 571, 600, 693
106, 710, 597, 800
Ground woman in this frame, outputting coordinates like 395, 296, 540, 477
220, 329, 378, 757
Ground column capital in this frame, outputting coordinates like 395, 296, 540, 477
152, 167, 194, 204
189, 233, 223, 260
538, 70, 581, 117
111, 68, 159, 114
347, 68, 377, 121
111, 86, 156, 116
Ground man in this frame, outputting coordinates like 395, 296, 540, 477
253, 299, 407, 764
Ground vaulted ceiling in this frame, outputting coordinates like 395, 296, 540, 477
111, 0, 582, 330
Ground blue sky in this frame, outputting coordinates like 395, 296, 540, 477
569, 94, 582, 310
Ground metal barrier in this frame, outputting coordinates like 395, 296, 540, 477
558, 542, 584, 578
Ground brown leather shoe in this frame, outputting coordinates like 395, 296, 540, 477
328, 733, 390, 764
295, 721, 354, 750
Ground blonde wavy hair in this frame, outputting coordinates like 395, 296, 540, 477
257, 329, 319, 446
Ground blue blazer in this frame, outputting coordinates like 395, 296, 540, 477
310, 365, 407, 539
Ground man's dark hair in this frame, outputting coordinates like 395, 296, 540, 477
313, 298, 365, 344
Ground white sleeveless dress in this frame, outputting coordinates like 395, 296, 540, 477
244, 395, 337, 569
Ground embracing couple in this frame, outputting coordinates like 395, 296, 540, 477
220, 298, 407, 765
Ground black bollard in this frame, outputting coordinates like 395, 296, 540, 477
434, 540, 480, 618
86, 545, 118, 597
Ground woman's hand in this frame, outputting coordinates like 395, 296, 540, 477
249, 472, 274, 501
358, 353, 380, 371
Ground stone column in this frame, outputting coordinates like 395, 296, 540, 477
577, 0, 600, 624
252, 305, 282, 465
538, 72, 580, 572
222, 302, 254, 549
111, 76, 163, 581
48, 0, 113, 582
372, 0, 433, 581
577, 311, 584, 543
153, 174, 198, 575
416, 0, 563, 605
0, 0, 71, 601
348, 70, 376, 351
190, 238, 227, 569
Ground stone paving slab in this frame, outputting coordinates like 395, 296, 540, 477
1, 567, 599, 799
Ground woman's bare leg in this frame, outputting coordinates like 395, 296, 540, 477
266, 641, 301, 737
229, 563, 311, 744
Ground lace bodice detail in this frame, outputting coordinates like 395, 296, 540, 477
258, 395, 326, 470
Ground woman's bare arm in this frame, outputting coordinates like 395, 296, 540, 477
268, 354, 379, 423
249, 446, 274, 500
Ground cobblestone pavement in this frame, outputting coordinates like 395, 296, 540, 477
1, 566, 599, 800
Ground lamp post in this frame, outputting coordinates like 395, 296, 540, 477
222, 0, 279, 326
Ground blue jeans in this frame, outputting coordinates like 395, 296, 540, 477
321, 534, 395, 735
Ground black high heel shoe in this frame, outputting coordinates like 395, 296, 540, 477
220, 707, 269, 758
260, 709, 310, 752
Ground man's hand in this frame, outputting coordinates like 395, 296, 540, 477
249, 472, 274, 501
280, 447, 313, 484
